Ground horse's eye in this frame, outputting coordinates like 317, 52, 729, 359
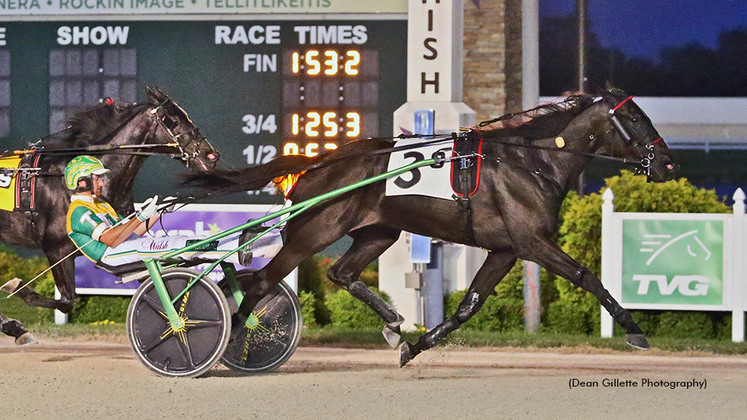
161, 114, 178, 130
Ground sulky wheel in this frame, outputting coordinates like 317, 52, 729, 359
220, 270, 302, 374
126, 268, 231, 378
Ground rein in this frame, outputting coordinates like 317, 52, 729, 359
0, 96, 208, 174
0, 143, 182, 159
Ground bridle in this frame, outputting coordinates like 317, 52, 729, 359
149, 97, 218, 168
604, 95, 663, 177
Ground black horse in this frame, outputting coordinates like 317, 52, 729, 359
184, 87, 676, 366
0, 86, 219, 344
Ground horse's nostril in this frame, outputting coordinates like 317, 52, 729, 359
665, 163, 675, 171
207, 152, 219, 162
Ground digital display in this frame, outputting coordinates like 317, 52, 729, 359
282, 48, 380, 157
0, 19, 406, 204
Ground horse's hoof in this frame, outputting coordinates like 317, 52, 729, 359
382, 325, 402, 349
0, 278, 22, 294
625, 334, 650, 350
15, 332, 37, 346
399, 342, 416, 368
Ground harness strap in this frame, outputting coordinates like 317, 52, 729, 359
611, 96, 634, 112
452, 194, 477, 247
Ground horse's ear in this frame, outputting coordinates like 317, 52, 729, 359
603, 81, 627, 98
592, 84, 607, 97
145, 85, 167, 103
145, 85, 156, 101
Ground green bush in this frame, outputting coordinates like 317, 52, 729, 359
630, 311, 662, 336
0, 246, 54, 298
34, 275, 56, 298
546, 299, 588, 334
445, 290, 524, 332
297, 254, 379, 327
298, 291, 318, 328
325, 287, 390, 329
72, 296, 130, 324
656, 311, 714, 339
550, 170, 731, 336
0, 248, 55, 323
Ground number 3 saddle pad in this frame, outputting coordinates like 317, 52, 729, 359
0, 154, 41, 212
385, 136, 483, 201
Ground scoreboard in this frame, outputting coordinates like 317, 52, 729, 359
0, 18, 407, 203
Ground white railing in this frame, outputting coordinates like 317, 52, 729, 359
601, 188, 746, 342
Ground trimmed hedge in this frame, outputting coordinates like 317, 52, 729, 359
0, 247, 132, 325
324, 286, 391, 329
298, 291, 318, 328
71, 296, 130, 324
0, 247, 55, 323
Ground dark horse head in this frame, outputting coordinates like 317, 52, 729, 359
596, 86, 677, 182
61, 86, 220, 173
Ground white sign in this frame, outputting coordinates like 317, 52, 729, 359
406, 0, 463, 102
384, 138, 452, 200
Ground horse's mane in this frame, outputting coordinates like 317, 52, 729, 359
475, 93, 597, 140
181, 93, 600, 198
41, 100, 149, 149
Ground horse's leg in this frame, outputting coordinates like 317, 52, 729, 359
0, 312, 37, 346
236, 214, 352, 319
400, 252, 517, 367
7, 244, 76, 313
521, 237, 648, 349
326, 225, 404, 347
47, 245, 77, 312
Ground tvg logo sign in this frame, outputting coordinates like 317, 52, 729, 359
632, 275, 709, 296
622, 219, 723, 306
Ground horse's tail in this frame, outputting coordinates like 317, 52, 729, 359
182, 138, 389, 197
180, 154, 314, 195
272, 171, 306, 199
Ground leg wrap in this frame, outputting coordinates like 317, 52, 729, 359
600, 291, 643, 335
420, 317, 459, 349
455, 292, 482, 323
0, 319, 27, 339
348, 281, 400, 324
572, 268, 588, 287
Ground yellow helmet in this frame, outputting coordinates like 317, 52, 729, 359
64, 156, 110, 192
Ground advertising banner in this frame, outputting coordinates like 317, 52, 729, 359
621, 219, 724, 306
75, 204, 283, 295
0, 0, 407, 16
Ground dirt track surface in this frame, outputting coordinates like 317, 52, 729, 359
2, 337, 747, 419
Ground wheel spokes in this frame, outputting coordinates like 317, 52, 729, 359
142, 294, 169, 319
139, 330, 172, 354
175, 330, 196, 369
184, 319, 224, 330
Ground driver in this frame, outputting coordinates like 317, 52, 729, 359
64, 155, 281, 267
